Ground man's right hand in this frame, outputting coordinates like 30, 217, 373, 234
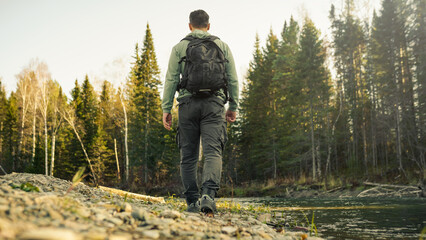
163, 113, 172, 130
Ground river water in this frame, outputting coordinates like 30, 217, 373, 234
238, 197, 426, 239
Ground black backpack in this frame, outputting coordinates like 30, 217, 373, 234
178, 35, 229, 100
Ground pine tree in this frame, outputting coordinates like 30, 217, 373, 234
272, 17, 301, 178
330, 0, 369, 176
370, 0, 417, 176
239, 34, 265, 181
128, 23, 162, 185
98, 80, 118, 184
295, 18, 331, 180
0, 79, 7, 170
3, 92, 18, 173
413, 0, 426, 176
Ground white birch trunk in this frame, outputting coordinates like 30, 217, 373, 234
114, 138, 121, 180
62, 109, 98, 186
50, 134, 56, 176
31, 101, 37, 164
119, 91, 129, 183
44, 111, 48, 176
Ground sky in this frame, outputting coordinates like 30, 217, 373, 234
0, 0, 381, 97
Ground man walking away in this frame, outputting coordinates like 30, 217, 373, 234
162, 9, 239, 214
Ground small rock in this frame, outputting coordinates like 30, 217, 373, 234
0, 218, 16, 239
94, 213, 108, 222
107, 217, 124, 225
115, 212, 131, 220
34, 195, 59, 205
160, 209, 181, 219
118, 203, 132, 212
108, 233, 132, 240
257, 213, 272, 223
256, 230, 272, 239
131, 208, 148, 221
219, 234, 232, 240
0, 204, 8, 213
85, 231, 108, 240
47, 209, 63, 221
76, 207, 91, 218
222, 226, 238, 235
19, 228, 77, 240
141, 230, 160, 239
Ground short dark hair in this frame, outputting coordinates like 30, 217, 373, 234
189, 10, 209, 28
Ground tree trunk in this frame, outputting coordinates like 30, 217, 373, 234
114, 138, 121, 180
71, 122, 97, 186
50, 134, 56, 176
144, 92, 149, 184
17, 111, 26, 171
0, 122, 3, 164
119, 92, 129, 183
44, 112, 48, 176
62, 110, 98, 186
17, 84, 29, 172
362, 118, 368, 175
31, 101, 37, 164
310, 96, 316, 181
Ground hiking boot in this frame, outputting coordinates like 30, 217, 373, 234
200, 194, 216, 214
186, 200, 200, 213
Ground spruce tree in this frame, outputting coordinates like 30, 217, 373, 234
272, 17, 301, 178
329, 0, 369, 175
0, 79, 7, 169
128, 23, 162, 184
3, 92, 18, 173
295, 18, 331, 180
98, 80, 117, 184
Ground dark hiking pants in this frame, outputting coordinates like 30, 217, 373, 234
177, 96, 227, 204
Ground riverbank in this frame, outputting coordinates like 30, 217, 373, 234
219, 180, 424, 199
0, 173, 324, 240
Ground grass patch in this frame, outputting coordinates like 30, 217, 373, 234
10, 182, 40, 192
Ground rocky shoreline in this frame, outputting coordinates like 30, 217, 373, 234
0, 173, 324, 240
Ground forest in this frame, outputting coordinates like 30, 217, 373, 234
0, 0, 425, 194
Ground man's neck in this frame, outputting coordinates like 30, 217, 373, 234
192, 28, 208, 32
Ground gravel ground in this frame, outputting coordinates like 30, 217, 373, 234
0, 173, 325, 240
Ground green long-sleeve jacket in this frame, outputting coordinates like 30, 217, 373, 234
162, 29, 239, 113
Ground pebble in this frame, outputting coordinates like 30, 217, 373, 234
222, 226, 238, 235
131, 208, 148, 221
141, 230, 160, 239
108, 233, 133, 240
160, 209, 181, 219
257, 213, 272, 223
119, 202, 132, 212
107, 217, 124, 225
19, 228, 77, 240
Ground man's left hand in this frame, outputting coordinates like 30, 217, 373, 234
226, 110, 237, 123
163, 113, 172, 130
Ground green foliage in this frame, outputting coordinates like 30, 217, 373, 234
10, 182, 40, 192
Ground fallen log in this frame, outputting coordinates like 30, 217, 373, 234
363, 182, 418, 189
357, 182, 421, 198
98, 186, 165, 204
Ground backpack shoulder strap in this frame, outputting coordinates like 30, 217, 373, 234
181, 36, 196, 42
181, 35, 219, 42
206, 35, 219, 41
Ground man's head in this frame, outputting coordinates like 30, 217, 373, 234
189, 10, 210, 31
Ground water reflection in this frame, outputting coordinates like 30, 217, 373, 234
236, 197, 426, 239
